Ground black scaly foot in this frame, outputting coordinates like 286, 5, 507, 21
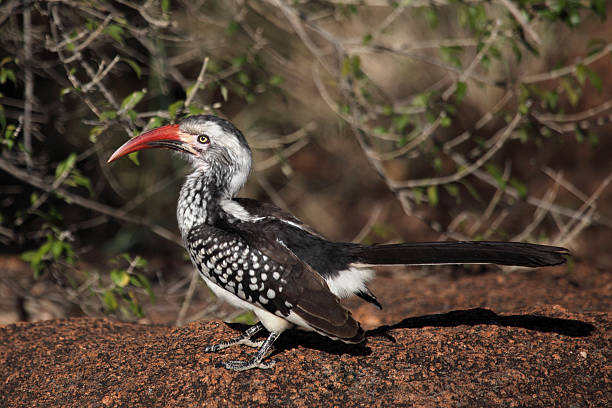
205, 322, 265, 353
219, 331, 279, 371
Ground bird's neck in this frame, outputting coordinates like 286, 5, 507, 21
176, 166, 246, 239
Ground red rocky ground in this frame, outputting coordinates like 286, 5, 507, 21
0, 262, 610, 407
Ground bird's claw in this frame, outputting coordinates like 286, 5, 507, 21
204, 339, 264, 353
218, 359, 276, 371
204, 344, 221, 353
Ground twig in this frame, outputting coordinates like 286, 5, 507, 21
558, 172, 612, 240
183, 57, 210, 110
23, 6, 33, 168
512, 173, 559, 242
533, 98, 612, 123
352, 203, 384, 243
254, 138, 310, 171
542, 167, 591, 205
442, 21, 501, 100
389, 111, 523, 189
443, 90, 514, 152
498, 0, 541, 46
175, 270, 200, 326
521, 42, 612, 84
64, 14, 113, 64
468, 161, 511, 236
82, 55, 121, 93
0, 157, 183, 246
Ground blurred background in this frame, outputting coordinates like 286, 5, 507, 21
0, 0, 610, 326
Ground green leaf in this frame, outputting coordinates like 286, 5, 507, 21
486, 164, 506, 189
89, 126, 104, 143
440, 46, 463, 69
586, 69, 602, 92
544, 91, 559, 111
55, 153, 77, 179
591, 0, 607, 20
362, 33, 372, 45
392, 114, 411, 133
433, 157, 442, 172
110, 269, 130, 288
127, 295, 144, 318
423, 8, 439, 28
232, 311, 258, 325
460, 180, 482, 201
269, 75, 284, 86
122, 58, 142, 79
374, 126, 387, 134
509, 177, 528, 198
144, 116, 163, 132
575, 64, 587, 84
104, 24, 125, 45
560, 78, 580, 106
120, 89, 146, 111
231, 56, 246, 68
21, 235, 54, 277
161, 0, 171, 14
227, 20, 239, 34
444, 183, 460, 201
568, 9, 580, 26
440, 115, 452, 128
0, 68, 16, 84
188, 105, 205, 115
341, 56, 363, 78
128, 152, 139, 166
411, 92, 431, 108
238, 72, 250, 85
103, 290, 118, 311
168, 100, 184, 119
51, 240, 64, 259
70, 171, 93, 195
134, 273, 155, 301
454, 81, 467, 103
59, 87, 73, 98
427, 185, 438, 206
99, 111, 117, 121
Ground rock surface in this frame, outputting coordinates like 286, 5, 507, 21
1, 263, 610, 407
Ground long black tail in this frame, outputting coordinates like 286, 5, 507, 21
353, 241, 569, 268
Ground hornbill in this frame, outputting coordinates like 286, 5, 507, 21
108, 115, 569, 371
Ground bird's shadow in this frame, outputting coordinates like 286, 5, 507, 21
226, 307, 596, 358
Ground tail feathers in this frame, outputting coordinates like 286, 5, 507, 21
354, 241, 569, 268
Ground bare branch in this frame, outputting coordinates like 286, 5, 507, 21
0, 157, 183, 246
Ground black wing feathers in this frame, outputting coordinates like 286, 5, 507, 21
234, 198, 357, 279
208, 217, 364, 343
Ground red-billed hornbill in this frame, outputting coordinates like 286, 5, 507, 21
108, 115, 569, 371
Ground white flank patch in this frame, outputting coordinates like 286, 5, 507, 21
324, 266, 375, 298
200, 275, 292, 334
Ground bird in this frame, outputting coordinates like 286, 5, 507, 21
107, 114, 569, 371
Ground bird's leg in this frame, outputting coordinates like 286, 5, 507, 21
205, 322, 265, 353
220, 331, 280, 371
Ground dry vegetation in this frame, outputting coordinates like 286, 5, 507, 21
0, 0, 611, 325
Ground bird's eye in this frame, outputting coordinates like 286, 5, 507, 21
197, 135, 210, 144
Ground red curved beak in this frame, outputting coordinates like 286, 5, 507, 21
107, 124, 194, 163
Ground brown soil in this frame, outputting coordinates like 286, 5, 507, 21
1, 262, 610, 407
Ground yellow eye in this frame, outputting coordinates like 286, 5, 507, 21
197, 135, 209, 144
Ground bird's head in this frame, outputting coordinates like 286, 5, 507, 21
108, 115, 252, 196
